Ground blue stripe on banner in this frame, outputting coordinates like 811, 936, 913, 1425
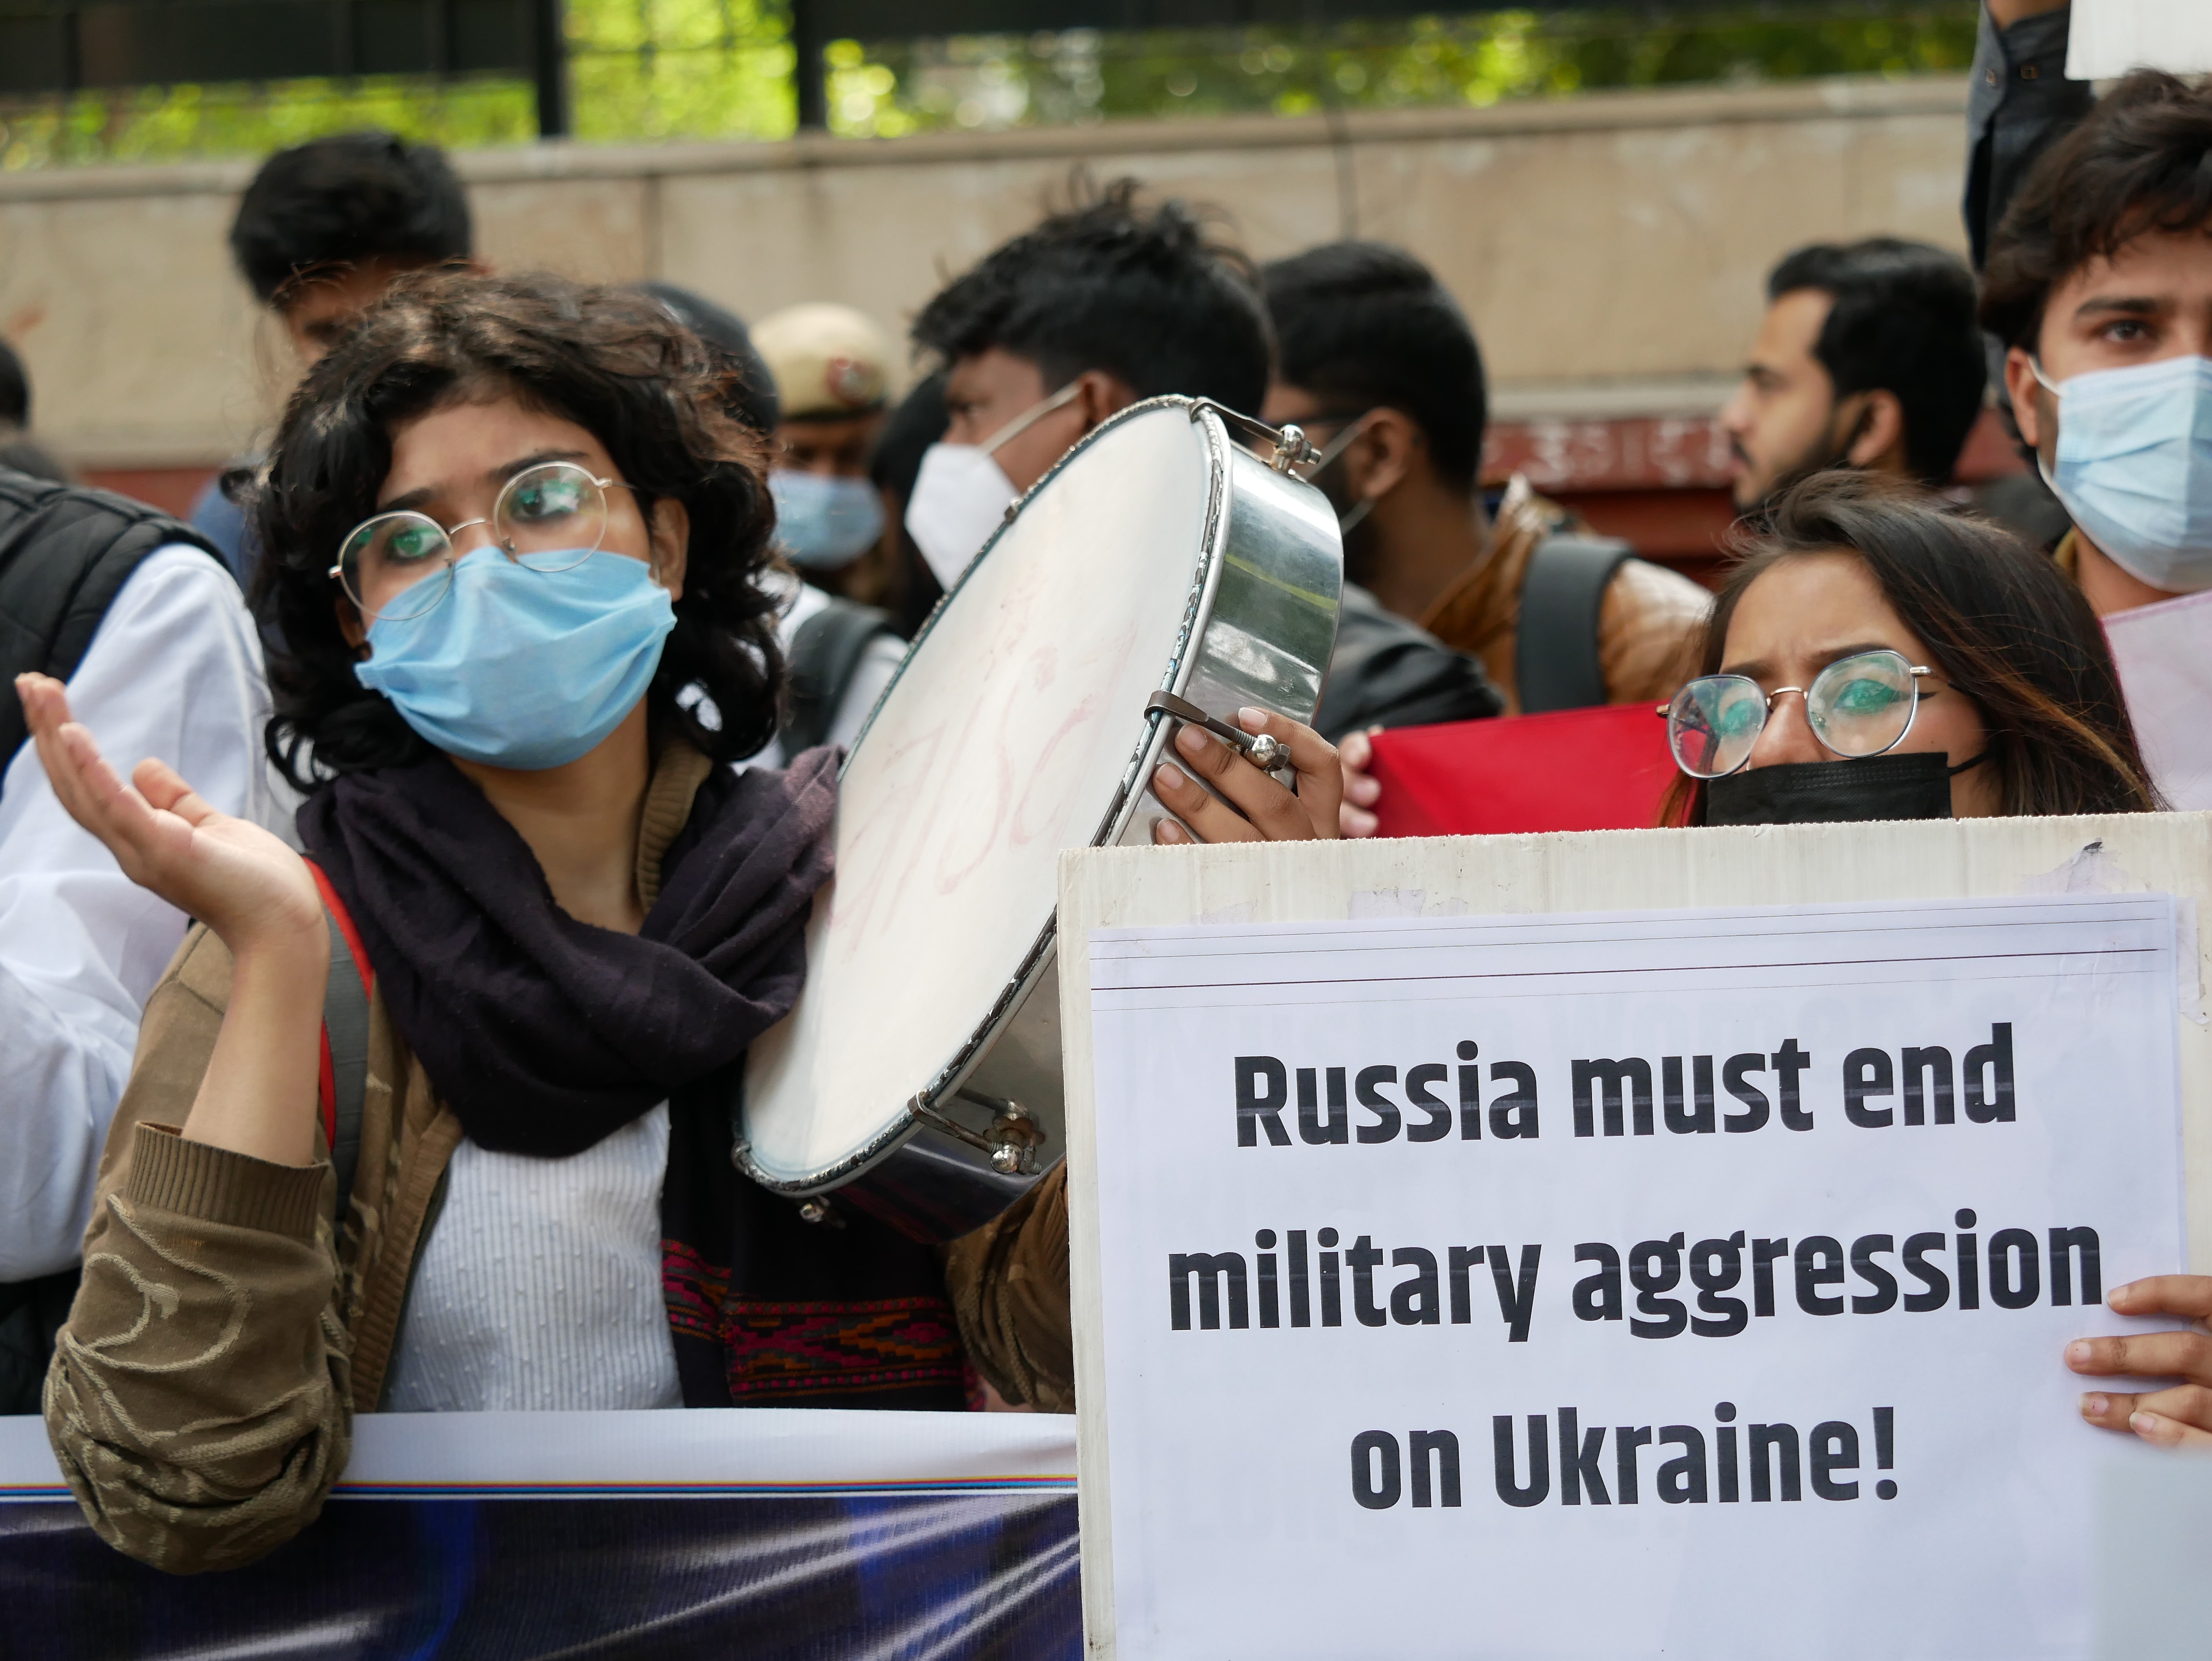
0, 1480, 1079, 1503
332, 1478, 1079, 1500
0, 1413, 1082, 1656
0, 1493, 1082, 1658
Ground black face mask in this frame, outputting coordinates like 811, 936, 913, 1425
1704, 750, 1985, 827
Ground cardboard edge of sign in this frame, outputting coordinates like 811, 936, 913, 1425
1055, 811, 2212, 1659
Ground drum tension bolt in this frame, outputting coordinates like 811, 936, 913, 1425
1270, 423, 1320, 474
798, 1196, 844, 1227
965, 1090, 1045, 1178
908, 1088, 1046, 1178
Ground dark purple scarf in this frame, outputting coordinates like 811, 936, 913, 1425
295, 746, 967, 1411
297, 745, 836, 1157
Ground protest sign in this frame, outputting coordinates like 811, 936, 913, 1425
1059, 813, 2212, 1661
0, 1409, 1079, 1659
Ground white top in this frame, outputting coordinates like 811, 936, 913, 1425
0, 545, 284, 1280
382, 1106, 683, 1412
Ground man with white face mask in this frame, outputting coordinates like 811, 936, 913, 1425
1980, 68, 2212, 810
903, 179, 1273, 586
904, 180, 1497, 786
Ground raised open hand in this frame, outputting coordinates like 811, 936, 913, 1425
17, 673, 324, 955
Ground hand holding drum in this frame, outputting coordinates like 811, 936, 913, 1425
1149, 706, 1341, 844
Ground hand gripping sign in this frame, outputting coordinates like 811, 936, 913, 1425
1059, 814, 2211, 1661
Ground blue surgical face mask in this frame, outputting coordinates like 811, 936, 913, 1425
2035, 354, 2212, 593
769, 470, 885, 569
355, 546, 676, 770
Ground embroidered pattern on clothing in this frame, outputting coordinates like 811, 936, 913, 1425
662, 1239, 728, 1345
661, 1242, 965, 1398
724, 1296, 964, 1398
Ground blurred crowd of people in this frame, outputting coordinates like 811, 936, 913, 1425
2, 0, 2211, 1576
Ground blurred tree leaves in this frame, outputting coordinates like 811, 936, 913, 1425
0, 1, 1975, 169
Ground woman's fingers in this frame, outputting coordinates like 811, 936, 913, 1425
2067, 1276, 2212, 1448
48, 716, 157, 847
132, 757, 217, 826
1340, 727, 1382, 804
2122, 1409, 2212, 1449
1151, 755, 1261, 844
1237, 708, 1342, 836
2065, 1329, 2212, 1382
1148, 711, 1344, 844
19, 675, 96, 820
2077, 1383, 2212, 1431
1163, 723, 1309, 842
22, 674, 158, 846
2107, 1275, 2212, 1321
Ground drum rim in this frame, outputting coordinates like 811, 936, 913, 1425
737, 395, 1237, 1196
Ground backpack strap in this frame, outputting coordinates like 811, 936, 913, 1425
1514, 532, 1635, 714
778, 596, 896, 757
307, 861, 375, 1208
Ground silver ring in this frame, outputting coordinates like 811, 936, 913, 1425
1247, 734, 1286, 771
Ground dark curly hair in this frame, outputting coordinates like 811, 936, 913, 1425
250, 269, 784, 790
1663, 473, 2158, 826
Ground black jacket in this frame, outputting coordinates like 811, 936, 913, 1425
1314, 582, 1503, 740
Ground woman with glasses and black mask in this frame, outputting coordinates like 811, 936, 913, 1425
16, 271, 1342, 1574
1659, 471, 2157, 827
1659, 470, 2212, 1454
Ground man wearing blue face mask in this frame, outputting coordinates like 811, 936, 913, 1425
1982, 70, 2212, 618
755, 303, 893, 586
727, 301, 908, 764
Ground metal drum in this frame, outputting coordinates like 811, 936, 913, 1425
737, 397, 1343, 1240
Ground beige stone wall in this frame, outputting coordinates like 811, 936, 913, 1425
0, 73, 1970, 471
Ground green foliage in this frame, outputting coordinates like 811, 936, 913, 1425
0, 2, 1977, 169
0, 77, 537, 171
826, 6, 1981, 137
564, 0, 794, 142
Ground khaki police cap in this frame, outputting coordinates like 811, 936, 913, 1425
753, 302, 889, 420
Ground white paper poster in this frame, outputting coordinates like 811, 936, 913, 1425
2067, 0, 2212, 79
1085, 893, 2187, 1661
2104, 586, 2212, 811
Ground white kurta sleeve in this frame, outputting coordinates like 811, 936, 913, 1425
825, 630, 907, 752
0, 545, 279, 1279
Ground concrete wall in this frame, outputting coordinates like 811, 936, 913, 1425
0, 73, 1971, 480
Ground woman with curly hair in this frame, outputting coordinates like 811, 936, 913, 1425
18, 269, 1339, 1573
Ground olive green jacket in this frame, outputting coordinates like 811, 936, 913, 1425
44, 741, 1072, 1574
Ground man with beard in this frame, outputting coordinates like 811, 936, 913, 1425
1262, 240, 1709, 728
1719, 238, 1988, 518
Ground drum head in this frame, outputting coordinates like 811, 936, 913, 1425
743, 401, 1220, 1188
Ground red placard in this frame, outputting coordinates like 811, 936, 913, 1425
1366, 703, 1681, 837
